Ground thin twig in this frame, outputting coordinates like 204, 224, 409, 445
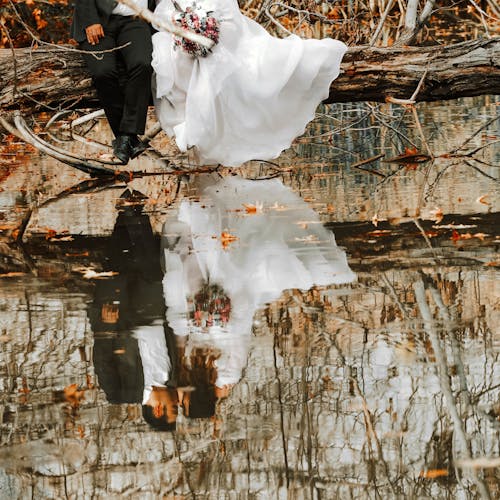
411, 105, 433, 157
450, 114, 500, 154
352, 154, 386, 177
370, 0, 396, 46
463, 160, 499, 181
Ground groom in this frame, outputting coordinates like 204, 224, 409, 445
71, 0, 156, 164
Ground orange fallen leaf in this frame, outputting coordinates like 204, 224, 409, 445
367, 230, 392, 237
242, 202, 263, 214
419, 469, 448, 479
476, 194, 490, 206
429, 208, 443, 224
385, 147, 431, 164
45, 229, 57, 240
64, 383, 85, 408
221, 231, 238, 250
19, 377, 30, 394
425, 231, 439, 238
65, 251, 89, 257
451, 231, 488, 242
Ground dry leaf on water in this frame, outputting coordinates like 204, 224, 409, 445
367, 229, 392, 237
64, 383, 85, 408
74, 267, 119, 279
476, 194, 491, 206
221, 231, 238, 250
419, 469, 449, 479
19, 378, 30, 394
242, 201, 263, 214
451, 231, 489, 242
385, 147, 431, 164
429, 208, 444, 224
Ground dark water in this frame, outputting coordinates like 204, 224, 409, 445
0, 96, 499, 499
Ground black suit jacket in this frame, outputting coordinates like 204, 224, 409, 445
71, 0, 156, 42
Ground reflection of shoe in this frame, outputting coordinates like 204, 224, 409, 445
112, 135, 132, 164
116, 188, 147, 207
130, 136, 148, 159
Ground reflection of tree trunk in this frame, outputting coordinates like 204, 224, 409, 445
0, 38, 499, 112
427, 281, 471, 407
413, 277, 491, 500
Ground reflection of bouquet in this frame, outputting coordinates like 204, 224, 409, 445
172, 2, 220, 58
187, 283, 231, 329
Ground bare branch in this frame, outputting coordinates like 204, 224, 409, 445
396, 0, 437, 46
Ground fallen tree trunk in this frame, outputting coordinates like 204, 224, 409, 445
0, 37, 499, 112
329, 37, 500, 103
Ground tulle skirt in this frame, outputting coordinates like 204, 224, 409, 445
152, 0, 347, 166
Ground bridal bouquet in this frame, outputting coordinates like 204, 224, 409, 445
172, 2, 220, 58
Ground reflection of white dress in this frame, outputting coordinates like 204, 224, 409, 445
152, 0, 347, 166
162, 175, 355, 386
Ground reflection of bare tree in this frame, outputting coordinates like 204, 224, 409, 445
266, 259, 499, 497
291, 98, 499, 226
0, 253, 498, 497
414, 275, 491, 499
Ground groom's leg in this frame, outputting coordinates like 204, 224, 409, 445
80, 34, 125, 137
116, 18, 153, 135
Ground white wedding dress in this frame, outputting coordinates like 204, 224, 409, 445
152, 0, 347, 166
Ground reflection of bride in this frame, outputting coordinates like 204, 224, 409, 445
162, 174, 356, 391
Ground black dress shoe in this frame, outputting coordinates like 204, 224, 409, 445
112, 135, 132, 164
129, 136, 148, 159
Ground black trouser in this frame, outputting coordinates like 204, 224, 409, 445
80, 15, 153, 136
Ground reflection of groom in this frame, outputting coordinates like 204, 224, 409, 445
70, 0, 155, 164
89, 190, 165, 405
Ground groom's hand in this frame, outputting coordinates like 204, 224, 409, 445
85, 24, 105, 45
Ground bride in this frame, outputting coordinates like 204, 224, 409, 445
151, 0, 347, 166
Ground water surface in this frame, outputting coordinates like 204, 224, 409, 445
0, 96, 498, 499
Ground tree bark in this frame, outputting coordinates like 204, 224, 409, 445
328, 36, 500, 103
0, 37, 498, 112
